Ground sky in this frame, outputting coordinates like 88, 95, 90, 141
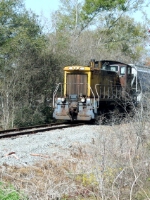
24, 0, 150, 25
24, 0, 60, 17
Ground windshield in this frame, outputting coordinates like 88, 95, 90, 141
102, 65, 118, 72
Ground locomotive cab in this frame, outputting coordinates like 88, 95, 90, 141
53, 60, 141, 122
101, 61, 141, 98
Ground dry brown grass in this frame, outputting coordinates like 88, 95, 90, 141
1, 111, 150, 199
0, 146, 98, 199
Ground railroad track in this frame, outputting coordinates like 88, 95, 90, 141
0, 122, 84, 139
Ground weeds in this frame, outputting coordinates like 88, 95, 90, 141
1, 105, 150, 199
0, 182, 27, 200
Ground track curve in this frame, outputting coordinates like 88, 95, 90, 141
0, 123, 85, 139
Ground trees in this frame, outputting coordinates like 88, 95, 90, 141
0, 0, 71, 129
94, 15, 148, 63
0, 0, 50, 129
49, 0, 148, 64
0, 0, 149, 129
81, 0, 146, 29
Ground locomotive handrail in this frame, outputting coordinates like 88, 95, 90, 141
95, 84, 100, 107
89, 85, 96, 110
53, 83, 63, 108
131, 65, 138, 92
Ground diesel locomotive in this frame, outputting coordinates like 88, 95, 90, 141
53, 60, 142, 122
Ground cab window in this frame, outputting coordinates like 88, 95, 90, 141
110, 66, 118, 71
120, 66, 126, 75
127, 67, 131, 74
102, 65, 118, 72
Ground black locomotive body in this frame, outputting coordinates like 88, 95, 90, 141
53, 60, 142, 121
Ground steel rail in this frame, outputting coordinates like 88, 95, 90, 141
0, 123, 84, 139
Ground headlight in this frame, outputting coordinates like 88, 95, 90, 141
81, 97, 85, 103
61, 97, 66, 103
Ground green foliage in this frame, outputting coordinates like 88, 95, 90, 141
14, 106, 45, 127
80, 0, 121, 29
82, 0, 126, 16
0, 182, 27, 200
50, 0, 83, 61
0, 0, 149, 129
50, 0, 148, 64
98, 16, 147, 61
80, 0, 145, 28
53, 0, 83, 32
0, 0, 45, 70
41, 106, 54, 124
0, 0, 56, 129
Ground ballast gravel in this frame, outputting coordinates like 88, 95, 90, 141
0, 123, 140, 167
0, 125, 102, 166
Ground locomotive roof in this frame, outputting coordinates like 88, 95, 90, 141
129, 63, 150, 73
99, 60, 130, 66
96, 60, 150, 73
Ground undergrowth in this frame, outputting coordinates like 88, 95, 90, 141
0, 182, 27, 200
1, 112, 150, 199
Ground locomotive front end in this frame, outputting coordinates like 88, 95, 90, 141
53, 65, 96, 121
